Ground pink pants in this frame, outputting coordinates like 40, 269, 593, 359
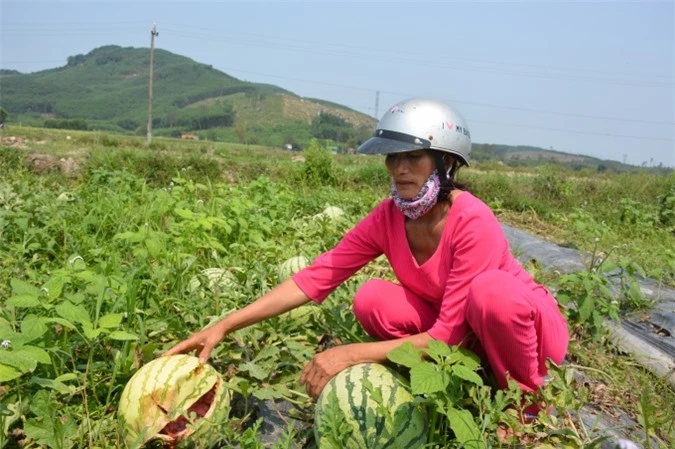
353, 270, 569, 394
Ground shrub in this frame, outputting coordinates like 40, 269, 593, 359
297, 139, 338, 187
44, 118, 88, 131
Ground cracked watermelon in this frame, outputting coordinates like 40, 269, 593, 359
118, 355, 230, 448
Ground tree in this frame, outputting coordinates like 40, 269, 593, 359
0, 107, 7, 125
311, 112, 355, 142
234, 122, 248, 143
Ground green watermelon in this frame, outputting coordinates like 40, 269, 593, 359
314, 363, 427, 449
277, 255, 309, 282
187, 268, 236, 298
313, 205, 345, 221
118, 354, 230, 448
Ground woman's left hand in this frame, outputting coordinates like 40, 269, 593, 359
300, 345, 356, 400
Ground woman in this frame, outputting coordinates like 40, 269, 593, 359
165, 98, 569, 417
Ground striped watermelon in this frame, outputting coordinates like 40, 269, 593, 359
322, 206, 345, 220
277, 255, 309, 282
118, 355, 230, 449
314, 363, 427, 449
187, 268, 236, 298
313, 205, 345, 221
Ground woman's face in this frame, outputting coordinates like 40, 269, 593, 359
385, 150, 436, 199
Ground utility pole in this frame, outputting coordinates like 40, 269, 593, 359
147, 24, 159, 144
374, 91, 380, 119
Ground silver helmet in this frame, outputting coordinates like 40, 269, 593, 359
358, 98, 471, 166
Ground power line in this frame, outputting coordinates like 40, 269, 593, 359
0, 60, 65, 64
2, 21, 148, 26
222, 66, 673, 141
4, 20, 672, 82
3, 51, 672, 128
3, 25, 672, 88
219, 66, 675, 126
470, 119, 674, 142
161, 23, 674, 80
2, 25, 672, 142
164, 29, 672, 89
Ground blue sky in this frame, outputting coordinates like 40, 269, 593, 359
2, 0, 674, 167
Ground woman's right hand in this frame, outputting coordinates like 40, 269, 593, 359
163, 322, 227, 363
163, 279, 311, 363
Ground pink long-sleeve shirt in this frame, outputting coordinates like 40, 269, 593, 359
292, 192, 540, 345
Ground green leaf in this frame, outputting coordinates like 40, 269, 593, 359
68, 254, 87, 270
55, 373, 79, 382
55, 301, 92, 328
24, 390, 77, 447
597, 260, 618, 274
20, 315, 48, 341
239, 361, 269, 380
254, 345, 280, 361
10, 278, 40, 296
20, 346, 51, 364
556, 292, 570, 306
174, 208, 195, 219
42, 275, 68, 301
446, 407, 482, 449
98, 313, 123, 329
455, 348, 482, 370
410, 361, 449, 395
42, 317, 76, 330
113, 230, 144, 243
107, 330, 138, 341
29, 377, 74, 395
0, 317, 12, 335
252, 384, 287, 401
452, 365, 484, 386
6, 294, 40, 308
578, 295, 595, 322
1, 351, 38, 373
387, 342, 422, 368
145, 236, 163, 257
82, 323, 105, 340
198, 217, 213, 230
0, 364, 23, 382
425, 339, 452, 361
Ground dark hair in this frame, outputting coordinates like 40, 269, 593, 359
432, 151, 469, 202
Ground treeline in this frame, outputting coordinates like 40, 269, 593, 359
311, 112, 371, 147
44, 119, 88, 130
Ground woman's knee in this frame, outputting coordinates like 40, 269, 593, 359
467, 270, 514, 314
353, 279, 392, 321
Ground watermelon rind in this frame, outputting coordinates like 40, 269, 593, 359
277, 256, 309, 282
187, 268, 236, 297
312, 205, 345, 221
118, 354, 230, 448
314, 363, 427, 449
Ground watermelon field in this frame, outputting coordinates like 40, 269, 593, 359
0, 127, 674, 448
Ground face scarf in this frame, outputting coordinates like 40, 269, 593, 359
391, 170, 441, 219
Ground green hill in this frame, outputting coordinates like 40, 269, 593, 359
0, 45, 376, 148
1, 45, 655, 171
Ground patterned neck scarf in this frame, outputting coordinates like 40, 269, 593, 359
390, 170, 440, 219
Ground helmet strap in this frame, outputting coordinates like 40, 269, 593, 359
432, 151, 455, 200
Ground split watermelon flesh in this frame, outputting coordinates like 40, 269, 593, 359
118, 355, 230, 449
159, 382, 218, 439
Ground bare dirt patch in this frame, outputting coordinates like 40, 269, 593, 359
24, 153, 82, 177
1, 136, 29, 149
